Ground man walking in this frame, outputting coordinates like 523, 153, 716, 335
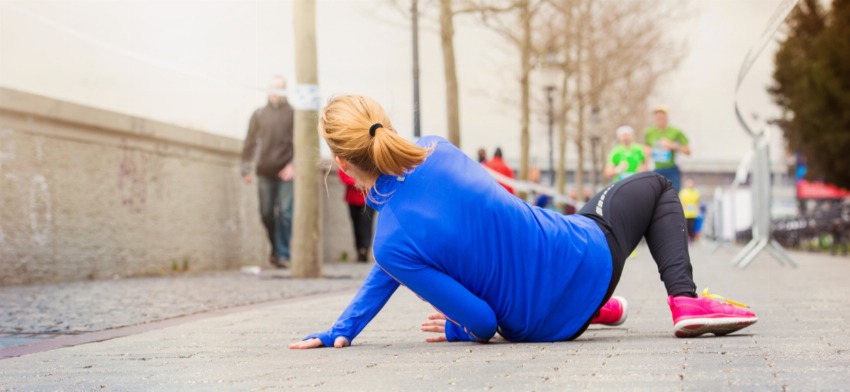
644, 105, 691, 191
242, 75, 294, 268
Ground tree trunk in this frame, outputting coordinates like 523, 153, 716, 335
555, 72, 570, 196
556, 1, 574, 198
590, 135, 599, 192
574, 8, 586, 204
291, 0, 322, 278
575, 99, 585, 203
518, 0, 532, 186
439, 0, 461, 147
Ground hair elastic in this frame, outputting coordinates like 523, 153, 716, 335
369, 123, 383, 137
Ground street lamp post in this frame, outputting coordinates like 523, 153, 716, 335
590, 106, 601, 192
411, 0, 421, 138
541, 49, 559, 186
545, 86, 555, 185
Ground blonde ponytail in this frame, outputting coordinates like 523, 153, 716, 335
319, 95, 430, 178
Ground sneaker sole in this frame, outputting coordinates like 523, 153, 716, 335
673, 317, 758, 338
603, 296, 629, 326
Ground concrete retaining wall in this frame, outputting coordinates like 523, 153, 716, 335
0, 88, 358, 285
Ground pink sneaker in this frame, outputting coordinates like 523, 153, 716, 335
668, 289, 757, 338
591, 296, 628, 326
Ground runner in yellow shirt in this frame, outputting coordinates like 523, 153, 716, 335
679, 179, 701, 242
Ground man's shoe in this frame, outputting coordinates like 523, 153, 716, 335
269, 256, 289, 269
668, 289, 757, 338
591, 296, 628, 326
275, 258, 291, 269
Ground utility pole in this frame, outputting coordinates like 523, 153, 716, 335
412, 0, 421, 138
291, 0, 322, 278
546, 86, 555, 185
439, 0, 461, 147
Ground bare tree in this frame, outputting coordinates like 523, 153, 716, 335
549, 0, 576, 197
539, 0, 689, 201
439, 0, 531, 150
439, 0, 462, 147
462, 0, 542, 190
383, 0, 687, 201
384, 0, 474, 148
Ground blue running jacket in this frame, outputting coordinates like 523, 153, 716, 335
306, 136, 611, 346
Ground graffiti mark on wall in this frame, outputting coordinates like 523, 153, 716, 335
29, 174, 52, 246
223, 168, 239, 234
0, 128, 16, 248
118, 139, 148, 213
0, 128, 15, 173
35, 137, 44, 161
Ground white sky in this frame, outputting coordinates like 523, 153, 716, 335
0, 0, 788, 168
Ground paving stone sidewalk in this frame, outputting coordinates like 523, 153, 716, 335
1, 245, 849, 391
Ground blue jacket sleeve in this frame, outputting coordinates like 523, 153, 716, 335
304, 263, 400, 347
376, 243, 498, 343
379, 260, 497, 342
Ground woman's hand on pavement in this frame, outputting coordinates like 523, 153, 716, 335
421, 312, 448, 343
289, 337, 350, 349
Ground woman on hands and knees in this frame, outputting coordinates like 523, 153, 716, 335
289, 95, 756, 350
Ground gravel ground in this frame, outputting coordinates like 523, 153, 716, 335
0, 262, 372, 335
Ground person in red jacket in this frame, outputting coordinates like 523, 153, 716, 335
338, 169, 375, 262
482, 147, 515, 194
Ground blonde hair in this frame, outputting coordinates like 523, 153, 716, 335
319, 95, 429, 178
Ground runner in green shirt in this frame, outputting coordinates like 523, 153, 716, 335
604, 125, 648, 182
644, 105, 691, 190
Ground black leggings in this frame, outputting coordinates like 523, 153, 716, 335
348, 205, 375, 251
569, 172, 697, 339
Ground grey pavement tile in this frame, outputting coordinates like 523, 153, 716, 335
1, 246, 850, 390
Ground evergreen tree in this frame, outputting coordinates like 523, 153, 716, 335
770, 0, 850, 188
